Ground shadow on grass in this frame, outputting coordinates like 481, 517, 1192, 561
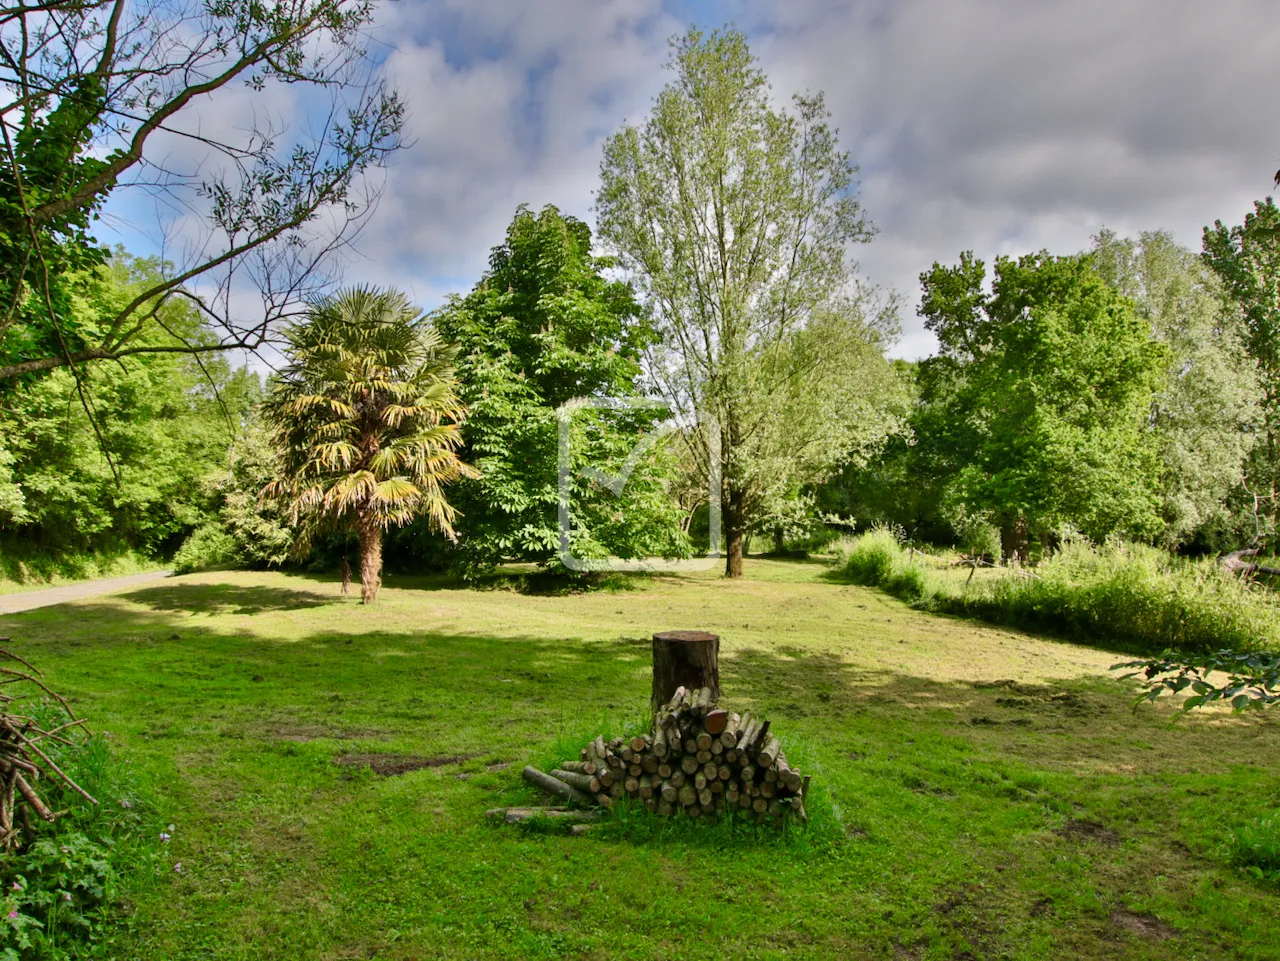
118, 582, 336, 615
271, 567, 656, 597
7, 588, 1276, 864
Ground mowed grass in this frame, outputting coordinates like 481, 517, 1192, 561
2, 560, 1278, 960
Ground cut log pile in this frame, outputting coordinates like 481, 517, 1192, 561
521, 685, 809, 826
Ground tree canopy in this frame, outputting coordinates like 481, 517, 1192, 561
433, 204, 689, 576
0, 0, 403, 385
0, 249, 258, 558
1203, 199, 1280, 551
917, 251, 1168, 558
1091, 228, 1259, 549
596, 27, 903, 576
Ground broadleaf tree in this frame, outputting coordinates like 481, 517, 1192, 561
596, 27, 905, 577
0, 0, 404, 386
262, 288, 473, 603
918, 251, 1169, 560
1091, 229, 1260, 549
0, 249, 259, 558
1203, 198, 1280, 552
433, 205, 689, 576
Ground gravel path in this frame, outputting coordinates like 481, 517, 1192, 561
0, 570, 172, 614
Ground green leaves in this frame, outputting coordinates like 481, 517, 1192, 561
0, 0, 404, 384
0, 250, 260, 556
262, 286, 472, 550
918, 251, 1167, 548
596, 27, 903, 570
1114, 648, 1280, 717
434, 205, 689, 576
1202, 199, 1280, 554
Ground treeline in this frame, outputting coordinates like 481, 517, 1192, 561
0, 252, 263, 582
818, 220, 1279, 562
3, 27, 1278, 586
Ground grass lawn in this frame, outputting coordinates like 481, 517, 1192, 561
1, 559, 1277, 960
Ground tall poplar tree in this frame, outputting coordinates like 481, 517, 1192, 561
596, 27, 902, 577
1091, 229, 1259, 548
1203, 199, 1280, 551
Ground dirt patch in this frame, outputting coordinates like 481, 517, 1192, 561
1056, 818, 1121, 846
335, 753, 477, 776
932, 891, 968, 916
485, 761, 511, 771
1029, 897, 1053, 917
1110, 909, 1175, 941
262, 723, 382, 743
995, 696, 1034, 708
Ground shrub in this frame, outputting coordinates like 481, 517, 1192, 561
830, 532, 1280, 654
0, 723, 161, 959
970, 540, 1280, 653
831, 528, 944, 607
171, 523, 238, 574
1228, 817, 1280, 884
0, 547, 157, 591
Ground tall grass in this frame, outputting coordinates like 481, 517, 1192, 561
831, 530, 1280, 654
1228, 817, 1280, 883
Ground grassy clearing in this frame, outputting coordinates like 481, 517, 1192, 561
832, 530, 1280, 655
1, 560, 1278, 959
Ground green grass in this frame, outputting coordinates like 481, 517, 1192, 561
2, 560, 1278, 959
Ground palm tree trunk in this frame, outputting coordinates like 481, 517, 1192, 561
357, 514, 383, 604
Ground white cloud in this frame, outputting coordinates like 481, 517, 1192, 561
99, 0, 1280, 360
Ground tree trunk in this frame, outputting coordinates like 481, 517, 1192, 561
1000, 516, 1029, 565
357, 513, 383, 604
650, 630, 720, 719
725, 530, 744, 578
772, 527, 785, 555
724, 494, 745, 578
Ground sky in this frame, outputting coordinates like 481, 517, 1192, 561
101, 0, 1280, 360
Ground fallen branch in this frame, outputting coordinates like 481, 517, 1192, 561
0, 640, 98, 848
486, 807, 602, 825
1221, 548, 1280, 578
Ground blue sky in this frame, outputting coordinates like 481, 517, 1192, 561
99, 0, 1280, 361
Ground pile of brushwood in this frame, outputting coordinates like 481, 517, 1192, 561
0, 643, 97, 848
511, 686, 810, 826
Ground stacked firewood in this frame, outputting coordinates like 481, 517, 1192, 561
0, 643, 97, 849
522, 686, 809, 825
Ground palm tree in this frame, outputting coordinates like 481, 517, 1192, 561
262, 287, 474, 603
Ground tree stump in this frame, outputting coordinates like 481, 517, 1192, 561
651, 630, 719, 719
